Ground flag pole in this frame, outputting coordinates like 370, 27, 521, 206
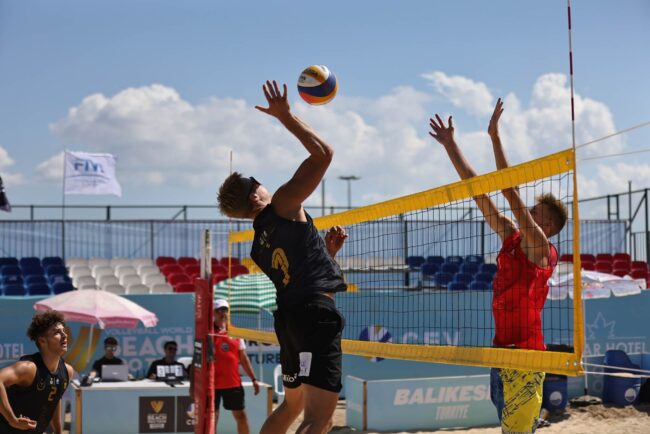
61, 149, 67, 259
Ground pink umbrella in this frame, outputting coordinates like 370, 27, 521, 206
33, 289, 158, 329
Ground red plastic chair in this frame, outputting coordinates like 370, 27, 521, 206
596, 253, 613, 263
178, 257, 199, 268
211, 272, 228, 285
631, 261, 648, 271
156, 256, 176, 268
212, 264, 227, 275
161, 264, 184, 277
612, 269, 628, 277
174, 282, 195, 293
595, 262, 613, 274
219, 257, 241, 267
630, 269, 648, 280
612, 260, 630, 271
559, 254, 573, 263
229, 264, 249, 277
184, 264, 200, 278
613, 253, 631, 262
582, 261, 595, 271
167, 273, 191, 286
580, 254, 596, 263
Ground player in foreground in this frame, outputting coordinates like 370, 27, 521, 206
0, 310, 74, 434
217, 80, 348, 434
430, 99, 567, 433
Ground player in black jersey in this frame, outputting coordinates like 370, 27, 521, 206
0, 310, 74, 434
218, 80, 348, 434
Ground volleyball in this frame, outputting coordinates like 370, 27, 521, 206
297, 65, 338, 105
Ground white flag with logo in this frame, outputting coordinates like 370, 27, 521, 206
64, 151, 122, 196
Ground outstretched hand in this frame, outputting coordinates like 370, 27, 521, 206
325, 226, 348, 257
429, 115, 455, 147
254, 80, 290, 120
488, 98, 504, 137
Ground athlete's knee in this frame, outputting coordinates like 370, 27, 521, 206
231, 410, 248, 422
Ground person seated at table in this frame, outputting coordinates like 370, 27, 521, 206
146, 341, 186, 379
90, 337, 124, 380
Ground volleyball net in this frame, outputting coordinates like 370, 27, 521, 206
221, 148, 583, 375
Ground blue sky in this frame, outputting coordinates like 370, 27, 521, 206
1, 0, 649, 216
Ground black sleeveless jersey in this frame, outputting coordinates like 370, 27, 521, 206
0, 352, 69, 434
251, 205, 347, 309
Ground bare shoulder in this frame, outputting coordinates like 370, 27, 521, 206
65, 362, 74, 378
0, 360, 37, 386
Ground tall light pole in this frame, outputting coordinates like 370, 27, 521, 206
338, 175, 360, 209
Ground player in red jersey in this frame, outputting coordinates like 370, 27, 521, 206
430, 98, 568, 433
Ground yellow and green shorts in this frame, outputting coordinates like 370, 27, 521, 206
490, 368, 545, 434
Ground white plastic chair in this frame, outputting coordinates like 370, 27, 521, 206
74, 275, 96, 289
143, 274, 166, 286
131, 257, 154, 269
110, 258, 131, 268
92, 266, 115, 279
66, 257, 88, 268
98, 275, 119, 288
126, 283, 150, 295
88, 258, 110, 269
138, 265, 159, 277
103, 284, 126, 295
115, 265, 137, 278
120, 274, 141, 287
150, 283, 174, 294
69, 265, 92, 279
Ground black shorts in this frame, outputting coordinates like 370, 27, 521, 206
273, 294, 345, 393
215, 386, 245, 411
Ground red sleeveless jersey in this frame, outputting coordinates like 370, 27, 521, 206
213, 330, 243, 389
492, 231, 557, 350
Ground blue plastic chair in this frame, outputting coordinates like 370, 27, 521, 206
19, 257, 41, 269
421, 263, 439, 277
1, 265, 22, 276
45, 265, 68, 277
446, 255, 464, 263
474, 272, 494, 283
52, 282, 74, 294
603, 350, 641, 406
27, 283, 51, 296
1, 275, 23, 286
0, 257, 18, 267
453, 272, 474, 284
48, 274, 72, 285
3, 284, 26, 296
433, 272, 453, 287
447, 281, 467, 291
465, 255, 484, 264
460, 262, 479, 274
479, 263, 498, 275
41, 257, 64, 268
426, 256, 445, 265
469, 281, 490, 291
406, 256, 426, 269
441, 262, 460, 274
20, 265, 45, 276
25, 275, 48, 286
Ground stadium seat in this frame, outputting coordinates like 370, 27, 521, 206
211, 273, 228, 285
110, 258, 131, 268
425, 256, 445, 265
45, 265, 67, 277
88, 258, 110, 269
559, 254, 573, 263
219, 257, 241, 267
447, 281, 467, 291
98, 275, 120, 289
27, 283, 51, 296
65, 257, 87, 268
230, 264, 249, 277
479, 263, 497, 275
613, 260, 630, 270
582, 261, 595, 271
580, 254, 596, 263
19, 257, 41, 269
156, 256, 176, 268
150, 283, 174, 294
474, 272, 494, 283
174, 282, 195, 293
21, 265, 45, 277
421, 263, 439, 277
3, 284, 25, 296
119, 274, 141, 287
465, 255, 484, 264
143, 274, 166, 286
596, 253, 613, 263
48, 275, 72, 286
631, 261, 648, 271
25, 275, 47, 286
613, 253, 631, 262
52, 282, 74, 294
167, 273, 191, 286
103, 284, 126, 295
433, 272, 453, 287
1, 265, 22, 276
612, 269, 628, 277
74, 275, 96, 289
469, 281, 491, 291
630, 269, 649, 280
595, 262, 613, 274
92, 266, 114, 279
43, 257, 65, 269
459, 262, 479, 274
406, 256, 426, 269
184, 264, 200, 278
212, 264, 228, 275
0, 257, 19, 267
131, 257, 154, 269
115, 265, 137, 278
178, 257, 199, 268
453, 272, 474, 284
441, 263, 460, 274
137, 265, 159, 276
2, 275, 23, 287
446, 255, 464, 264
69, 265, 92, 278
161, 264, 184, 277
126, 284, 149, 295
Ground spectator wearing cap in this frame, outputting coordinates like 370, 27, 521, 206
191, 299, 259, 434
91, 336, 124, 379
147, 340, 186, 379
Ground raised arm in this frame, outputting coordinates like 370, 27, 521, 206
255, 80, 334, 221
324, 226, 348, 257
487, 100, 549, 265
430, 115, 515, 241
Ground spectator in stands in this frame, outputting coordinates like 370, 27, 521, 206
216, 80, 348, 434
430, 99, 567, 434
190, 299, 259, 434
146, 341, 186, 379
90, 337, 124, 379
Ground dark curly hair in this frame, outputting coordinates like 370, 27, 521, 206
27, 310, 66, 346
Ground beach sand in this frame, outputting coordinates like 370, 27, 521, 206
288, 401, 650, 434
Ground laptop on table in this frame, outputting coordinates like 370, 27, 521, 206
101, 364, 129, 382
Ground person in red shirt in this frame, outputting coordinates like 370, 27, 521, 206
191, 299, 259, 434
430, 99, 568, 433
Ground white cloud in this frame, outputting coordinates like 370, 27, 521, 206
36, 152, 64, 181
0, 145, 25, 186
42, 74, 622, 207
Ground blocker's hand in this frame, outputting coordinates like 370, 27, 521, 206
429, 115, 455, 147
255, 80, 290, 119
325, 226, 348, 257
488, 98, 504, 137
